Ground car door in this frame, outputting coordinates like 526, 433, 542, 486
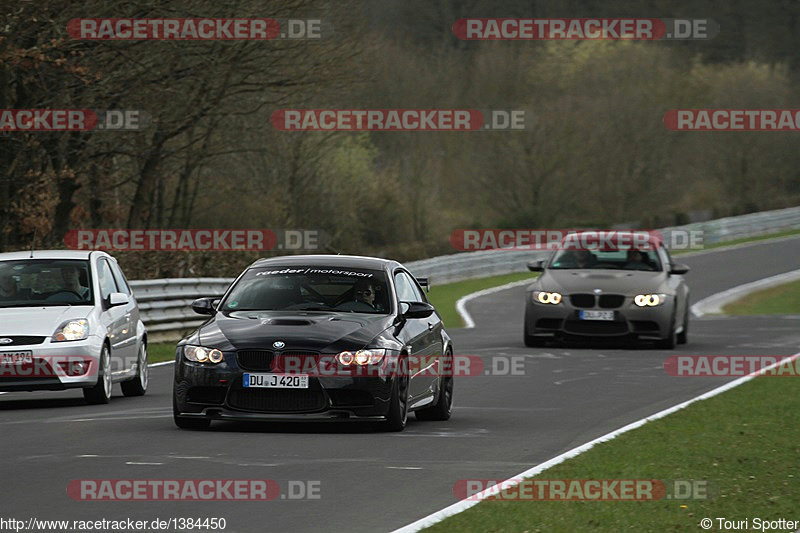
108, 258, 139, 370
393, 270, 437, 404
95, 258, 130, 378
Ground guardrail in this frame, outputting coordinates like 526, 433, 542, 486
132, 205, 800, 341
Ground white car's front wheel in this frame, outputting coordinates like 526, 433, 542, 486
121, 343, 148, 397
83, 344, 112, 404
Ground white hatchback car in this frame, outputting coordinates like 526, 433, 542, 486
0, 251, 147, 404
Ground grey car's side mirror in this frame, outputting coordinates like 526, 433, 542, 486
108, 292, 130, 307
527, 260, 545, 272
670, 263, 690, 275
192, 297, 217, 316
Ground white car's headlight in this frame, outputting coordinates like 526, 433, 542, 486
52, 319, 89, 342
184, 345, 224, 364
634, 294, 667, 307
337, 348, 386, 366
533, 291, 562, 305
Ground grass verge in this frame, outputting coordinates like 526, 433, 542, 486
426, 272, 539, 329
424, 375, 800, 532
148, 343, 177, 364
722, 279, 800, 315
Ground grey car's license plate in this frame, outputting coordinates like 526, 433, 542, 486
0, 351, 33, 364
579, 310, 614, 321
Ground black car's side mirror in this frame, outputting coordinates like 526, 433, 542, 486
670, 263, 690, 275
400, 301, 435, 319
192, 297, 218, 316
527, 260, 545, 272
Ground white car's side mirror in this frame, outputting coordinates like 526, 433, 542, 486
108, 292, 130, 307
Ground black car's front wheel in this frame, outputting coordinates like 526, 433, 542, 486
416, 351, 454, 421
384, 357, 409, 432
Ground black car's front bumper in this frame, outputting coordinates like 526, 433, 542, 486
173, 352, 396, 421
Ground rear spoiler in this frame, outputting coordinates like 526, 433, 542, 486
416, 277, 430, 292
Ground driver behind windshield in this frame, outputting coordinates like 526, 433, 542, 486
0, 268, 17, 299
353, 279, 377, 309
61, 265, 90, 299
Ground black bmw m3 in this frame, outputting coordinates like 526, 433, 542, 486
172, 255, 453, 431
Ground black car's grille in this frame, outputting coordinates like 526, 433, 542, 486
236, 350, 275, 371
631, 320, 660, 332
236, 350, 320, 371
564, 320, 629, 335
227, 388, 327, 412
535, 318, 562, 330
0, 336, 46, 346
598, 295, 626, 308
569, 294, 595, 308
186, 386, 227, 405
328, 389, 374, 407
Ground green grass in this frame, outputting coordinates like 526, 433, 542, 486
671, 227, 800, 255
426, 272, 539, 329
148, 342, 177, 363
424, 376, 800, 532
722, 279, 800, 316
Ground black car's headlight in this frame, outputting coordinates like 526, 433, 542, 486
52, 319, 89, 342
337, 348, 386, 366
533, 291, 562, 305
634, 294, 668, 307
184, 345, 224, 364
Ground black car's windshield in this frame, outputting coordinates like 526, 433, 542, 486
549, 248, 663, 271
0, 259, 93, 307
222, 266, 390, 314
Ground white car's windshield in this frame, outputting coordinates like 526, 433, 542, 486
0, 259, 93, 307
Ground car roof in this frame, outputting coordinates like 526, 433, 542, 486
0, 250, 102, 261
250, 254, 402, 272
560, 230, 663, 247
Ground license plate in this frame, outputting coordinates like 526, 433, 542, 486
0, 351, 33, 364
243, 373, 308, 389
579, 310, 615, 321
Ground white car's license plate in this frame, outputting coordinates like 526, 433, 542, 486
579, 310, 615, 321
0, 351, 32, 364
243, 373, 308, 389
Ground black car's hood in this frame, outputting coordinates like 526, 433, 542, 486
197, 311, 394, 353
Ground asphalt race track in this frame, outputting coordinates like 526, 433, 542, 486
2, 237, 800, 533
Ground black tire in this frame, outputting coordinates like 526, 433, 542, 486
83, 344, 112, 405
415, 352, 454, 421
657, 314, 678, 350
677, 303, 689, 345
173, 396, 211, 430
121, 343, 148, 397
383, 357, 409, 432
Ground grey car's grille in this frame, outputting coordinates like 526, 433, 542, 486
564, 321, 628, 335
598, 295, 625, 308
569, 294, 595, 308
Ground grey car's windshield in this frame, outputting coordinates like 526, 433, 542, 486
222, 267, 390, 314
549, 248, 663, 271
0, 259, 93, 307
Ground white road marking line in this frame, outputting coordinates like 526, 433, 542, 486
392, 351, 800, 533
455, 279, 537, 328
77, 454, 99, 457
126, 462, 163, 465
387, 466, 423, 470
692, 268, 800, 317
148, 360, 174, 368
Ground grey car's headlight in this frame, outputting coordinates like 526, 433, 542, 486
634, 294, 667, 307
337, 348, 386, 366
184, 345, 224, 364
52, 319, 89, 342
533, 291, 562, 305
